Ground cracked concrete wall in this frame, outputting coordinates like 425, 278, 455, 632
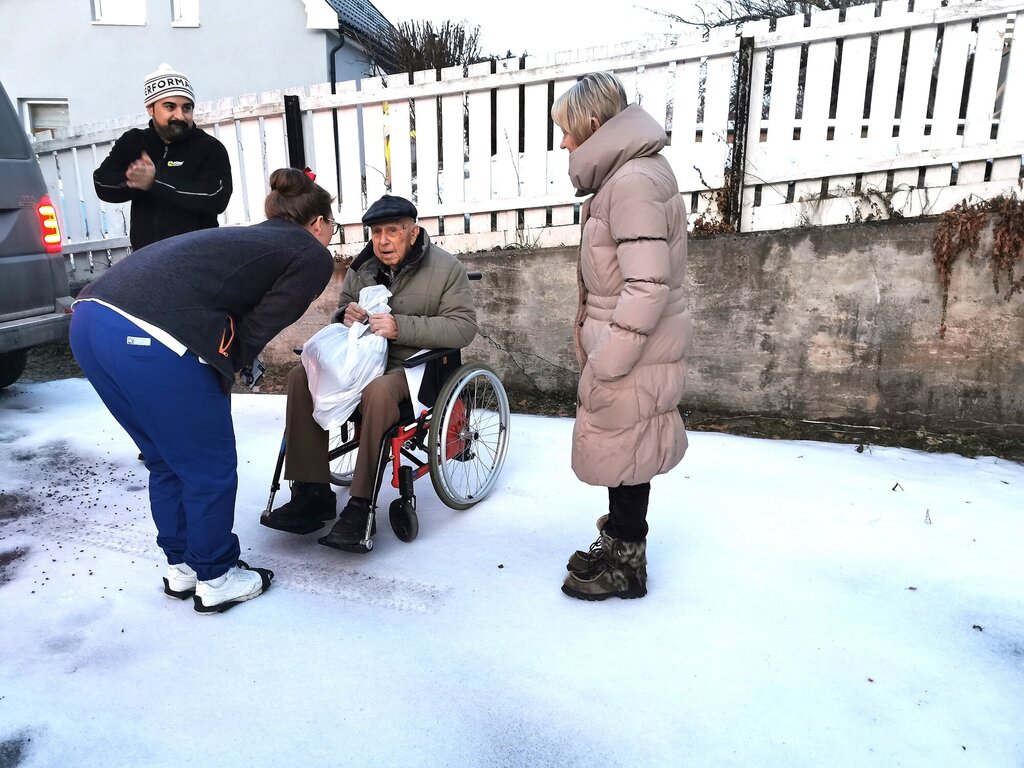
264, 218, 1024, 436
678, 219, 1024, 436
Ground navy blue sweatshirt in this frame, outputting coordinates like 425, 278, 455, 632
77, 218, 334, 389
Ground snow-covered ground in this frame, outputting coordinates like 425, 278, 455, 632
1, 379, 1021, 768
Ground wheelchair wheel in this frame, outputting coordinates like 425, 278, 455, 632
389, 498, 419, 542
427, 363, 510, 510
327, 420, 359, 486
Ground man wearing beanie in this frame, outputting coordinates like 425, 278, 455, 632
261, 194, 478, 552
93, 63, 232, 251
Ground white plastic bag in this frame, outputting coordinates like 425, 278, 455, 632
301, 285, 392, 430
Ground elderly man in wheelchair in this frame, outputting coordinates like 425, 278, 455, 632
261, 194, 507, 553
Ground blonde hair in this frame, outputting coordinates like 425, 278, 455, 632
551, 72, 628, 146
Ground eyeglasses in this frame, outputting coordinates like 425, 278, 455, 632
327, 219, 342, 237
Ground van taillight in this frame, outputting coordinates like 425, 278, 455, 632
36, 196, 62, 254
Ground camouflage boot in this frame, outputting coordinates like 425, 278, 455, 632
561, 531, 647, 601
566, 514, 609, 573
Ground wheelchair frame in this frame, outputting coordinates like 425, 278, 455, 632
261, 348, 511, 553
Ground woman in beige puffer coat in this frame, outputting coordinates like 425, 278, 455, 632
553, 72, 691, 601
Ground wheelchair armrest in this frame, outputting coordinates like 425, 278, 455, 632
402, 348, 460, 369
403, 348, 463, 409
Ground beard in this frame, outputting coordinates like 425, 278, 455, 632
164, 120, 190, 139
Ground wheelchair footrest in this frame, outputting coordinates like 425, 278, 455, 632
260, 515, 327, 535
317, 533, 373, 553
317, 512, 375, 553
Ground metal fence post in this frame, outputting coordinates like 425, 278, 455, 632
728, 35, 755, 233
284, 94, 306, 170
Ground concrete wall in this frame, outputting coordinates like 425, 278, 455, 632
263, 218, 1024, 437
0, 0, 370, 129
676, 219, 1024, 435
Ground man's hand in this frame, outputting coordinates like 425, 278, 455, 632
341, 302, 396, 338
126, 151, 156, 190
341, 302, 367, 327
367, 313, 397, 340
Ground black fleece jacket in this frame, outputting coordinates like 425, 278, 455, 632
93, 121, 232, 250
76, 219, 334, 391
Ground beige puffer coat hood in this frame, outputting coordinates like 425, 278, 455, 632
567, 104, 691, 487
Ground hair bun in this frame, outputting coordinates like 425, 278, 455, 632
264, 167, 333, 225
269, 167, 310, 196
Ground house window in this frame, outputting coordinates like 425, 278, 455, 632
91, 0, 146, 25
171, 0, 199, 26
22, 100, 70, 139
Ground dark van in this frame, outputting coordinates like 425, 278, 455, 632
0, 79, 72, 388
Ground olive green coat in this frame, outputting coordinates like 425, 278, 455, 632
339, 230, 478, 372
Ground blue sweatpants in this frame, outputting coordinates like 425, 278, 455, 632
69, 301, 240, 581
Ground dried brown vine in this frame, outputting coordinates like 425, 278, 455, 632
931, 195, 1024, 337
932, 198, 986, 338
989, 196, 1024, 301
692, 181, 735, 236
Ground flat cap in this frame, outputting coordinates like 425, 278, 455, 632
362, 194, 417, 225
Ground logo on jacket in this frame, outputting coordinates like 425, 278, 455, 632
167, 161, 184, 167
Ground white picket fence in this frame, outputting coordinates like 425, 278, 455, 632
32, 0, 1024, 266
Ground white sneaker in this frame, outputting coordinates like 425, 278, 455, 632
163, 562, 198, 599
193, 564, 274, 614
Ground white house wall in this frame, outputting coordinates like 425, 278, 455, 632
0, 0, 372, 129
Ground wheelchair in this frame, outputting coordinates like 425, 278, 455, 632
260, 306, 511, 553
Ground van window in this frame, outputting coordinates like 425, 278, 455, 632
0, 97, 30, 160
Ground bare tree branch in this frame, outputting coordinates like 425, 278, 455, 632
640, 0, 872, 33
367, 19, 519, 76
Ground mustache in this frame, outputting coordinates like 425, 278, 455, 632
168, 119, 190, 129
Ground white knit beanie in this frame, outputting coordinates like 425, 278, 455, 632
143, 63, 194, 107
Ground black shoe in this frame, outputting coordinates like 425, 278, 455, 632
318, 497, 375, 552
262, 482, 337, 534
